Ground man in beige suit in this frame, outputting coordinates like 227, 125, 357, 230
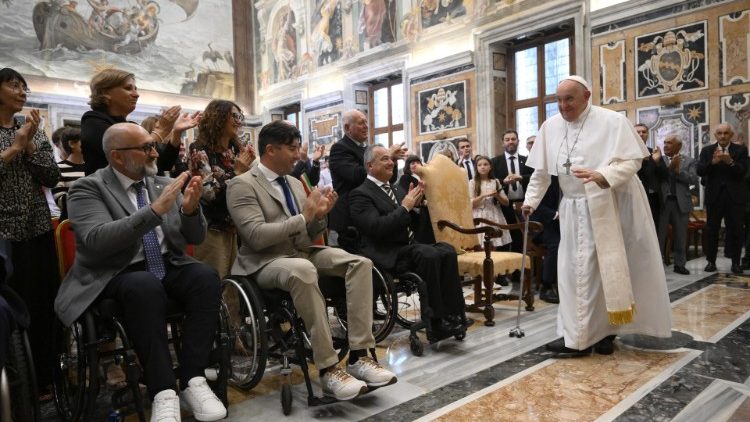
227, 120, 396, 401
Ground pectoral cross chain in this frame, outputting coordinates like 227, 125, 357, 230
563, 159, 572, 175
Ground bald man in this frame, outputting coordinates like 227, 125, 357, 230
54, 123, 226, 421
522, 76, 671, 357
696, 123, 748, 274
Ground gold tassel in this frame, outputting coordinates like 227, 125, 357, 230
608, 303, 636, 325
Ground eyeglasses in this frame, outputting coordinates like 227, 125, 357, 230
231, 111, 244, 123
5, 81, 30, 94
114, 142, 158, 153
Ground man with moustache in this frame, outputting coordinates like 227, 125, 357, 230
697, 123, 748, 274
635, 123, 662, 228
54, 123, 226, 421
227, 120, 397, 402
491, 129, 533, 252
656, 134, 698, 275
522, 76, 671, 357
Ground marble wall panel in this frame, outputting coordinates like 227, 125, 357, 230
720, 92, 750, 147
719, 9, 750, 86
600, 40, 626, 104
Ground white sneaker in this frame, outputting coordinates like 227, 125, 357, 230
346, 356, 397, 387
320, 367, 368, 400
179, 377, 227, 421
151, 389, 180, 422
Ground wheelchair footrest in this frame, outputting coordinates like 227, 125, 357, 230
308, 395, 338, 407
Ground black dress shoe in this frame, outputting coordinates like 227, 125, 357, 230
495, 275, 509, 286
594, 335, 616, 355
673, 266, 690, 275
545, 338, 591, 357
433, 319, 463, 336
731, 264, 744, 275
539, 289, 560, 304
445, 315, 474, 328
704, 262, 717, 272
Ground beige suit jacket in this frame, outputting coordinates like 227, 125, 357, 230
227, 164, 327, 276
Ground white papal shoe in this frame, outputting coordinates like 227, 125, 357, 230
321, 367, 368, 400
179, 376, 227, 421
151, 389, 180, 422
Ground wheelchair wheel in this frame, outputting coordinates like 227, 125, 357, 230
409, 334, 423, 357
394, 276, 421, 329
4, 329, 40, 421
330, 268, 397, 344
53, 319, 99, 422
222, 277, 268, 391
281, 383, 292, 415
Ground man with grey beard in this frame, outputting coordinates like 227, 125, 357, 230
55, 123, 227, 421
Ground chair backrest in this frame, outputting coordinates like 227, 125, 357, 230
54, 219, 76, 279
415, 154, 479, 250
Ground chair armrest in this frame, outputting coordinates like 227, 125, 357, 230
437, 220, 500, 237
473, 218, 544, 235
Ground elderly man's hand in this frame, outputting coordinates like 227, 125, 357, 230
151, 172, 189, 216
181, 175, 203, 215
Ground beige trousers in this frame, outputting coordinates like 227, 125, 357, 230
193, 229, 237, 279
255, 247, 374, 369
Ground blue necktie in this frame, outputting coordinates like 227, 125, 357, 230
132, 181, 166, 280
276, 176, 298, 216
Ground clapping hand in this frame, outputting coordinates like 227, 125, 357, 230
234, 143, 256, 175
651, 146, 662, 161
181, 174, 203, 215
389, 142, 406, 161
15, 109, 40, 154
151, 172, 197, 216
173, 111, 201, 133
402, 182, 424, 211
312, 144, 325, 162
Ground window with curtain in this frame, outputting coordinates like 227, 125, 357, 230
508, 34, 573, 151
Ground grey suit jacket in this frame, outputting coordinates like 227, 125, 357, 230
656, 154, 698, 214
227, 164, 327, 276
54, 166, 207, 326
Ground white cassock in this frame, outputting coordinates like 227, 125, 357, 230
524, 103, 672, 350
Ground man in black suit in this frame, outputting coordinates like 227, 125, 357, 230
635, 123, 662, 228
456, 138, 476, 180
349, 145, 465, 335
290, 142, 324, 186
696, 123, 748, 274
328, 109, 403, 247
526, 136, 560, 304
490, 129, 533, 252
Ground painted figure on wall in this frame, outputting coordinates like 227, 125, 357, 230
358, 0, 397, 49
420, 0, 465, 29
636, 23, 706, 98
311, 0, 343, 66
273, 9, 297, 82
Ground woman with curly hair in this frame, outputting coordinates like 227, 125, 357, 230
189, 100, 255, 277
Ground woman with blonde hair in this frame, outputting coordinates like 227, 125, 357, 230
188, 99, 255, 278
81, 68, 200, 175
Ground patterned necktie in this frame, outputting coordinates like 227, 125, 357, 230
464, 160, 473, 180
382, 183, 414, 243
276, 176, 298, 216
509, 156, 518, 191
132, 181, 166, 280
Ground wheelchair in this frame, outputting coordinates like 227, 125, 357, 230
222, 267, 396, 416
1, 326, 40, 422
51, 220, 232, 421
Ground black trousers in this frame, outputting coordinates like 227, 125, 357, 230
100, 261, 220, 397
395, 242, 464, 318
8, 230, 60, 389
533, 219, 560, 288
704, 191, 745, 264
647, 192, 661, 229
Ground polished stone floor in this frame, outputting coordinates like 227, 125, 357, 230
40, 253, 750, 421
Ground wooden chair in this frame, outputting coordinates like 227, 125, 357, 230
54, 219, 76, 279
416, 155, 543, 326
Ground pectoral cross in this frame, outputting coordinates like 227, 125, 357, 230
563, 159, 572, 175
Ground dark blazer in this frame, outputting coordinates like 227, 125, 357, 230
530, 176, 560, 226
328, 135, 395, 232
456, 157, 476, 180
638, 148, 661, 196
349, 178, 414, 270
54, 167, 207, 326
81, 109, 179, 176
655, 154, 698, 214
491, 153, 532, 195
696, 142, 749, 205
290, 159, 321, 186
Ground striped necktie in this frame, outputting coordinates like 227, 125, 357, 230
132, 181, 166, 280
382, 183, 414, 243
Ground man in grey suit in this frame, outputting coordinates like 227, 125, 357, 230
54, 123, 226, 422
656, 134, 698, 275
227, 120, 396, 402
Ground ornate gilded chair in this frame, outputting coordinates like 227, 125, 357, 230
416, 155, 542, 326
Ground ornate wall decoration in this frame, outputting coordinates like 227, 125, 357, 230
600, 40, 626, 104
637, 99, 709, 159
417, 81, 468, 135
720, 93, 750, 147
420, 0, 466, 29
305, 103, 344, 153
635, 21, 707, 99
357, 0, 398, 50
0, 0, 234, 97
419, 137, 461, 163
719, 10, 750, 86
310, 0, 343, 66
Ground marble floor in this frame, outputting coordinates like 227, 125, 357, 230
40, 254, 750, 421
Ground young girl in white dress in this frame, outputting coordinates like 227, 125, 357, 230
469, 155, 512, 248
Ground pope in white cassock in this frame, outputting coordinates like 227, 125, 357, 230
522, 76, 672, 356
